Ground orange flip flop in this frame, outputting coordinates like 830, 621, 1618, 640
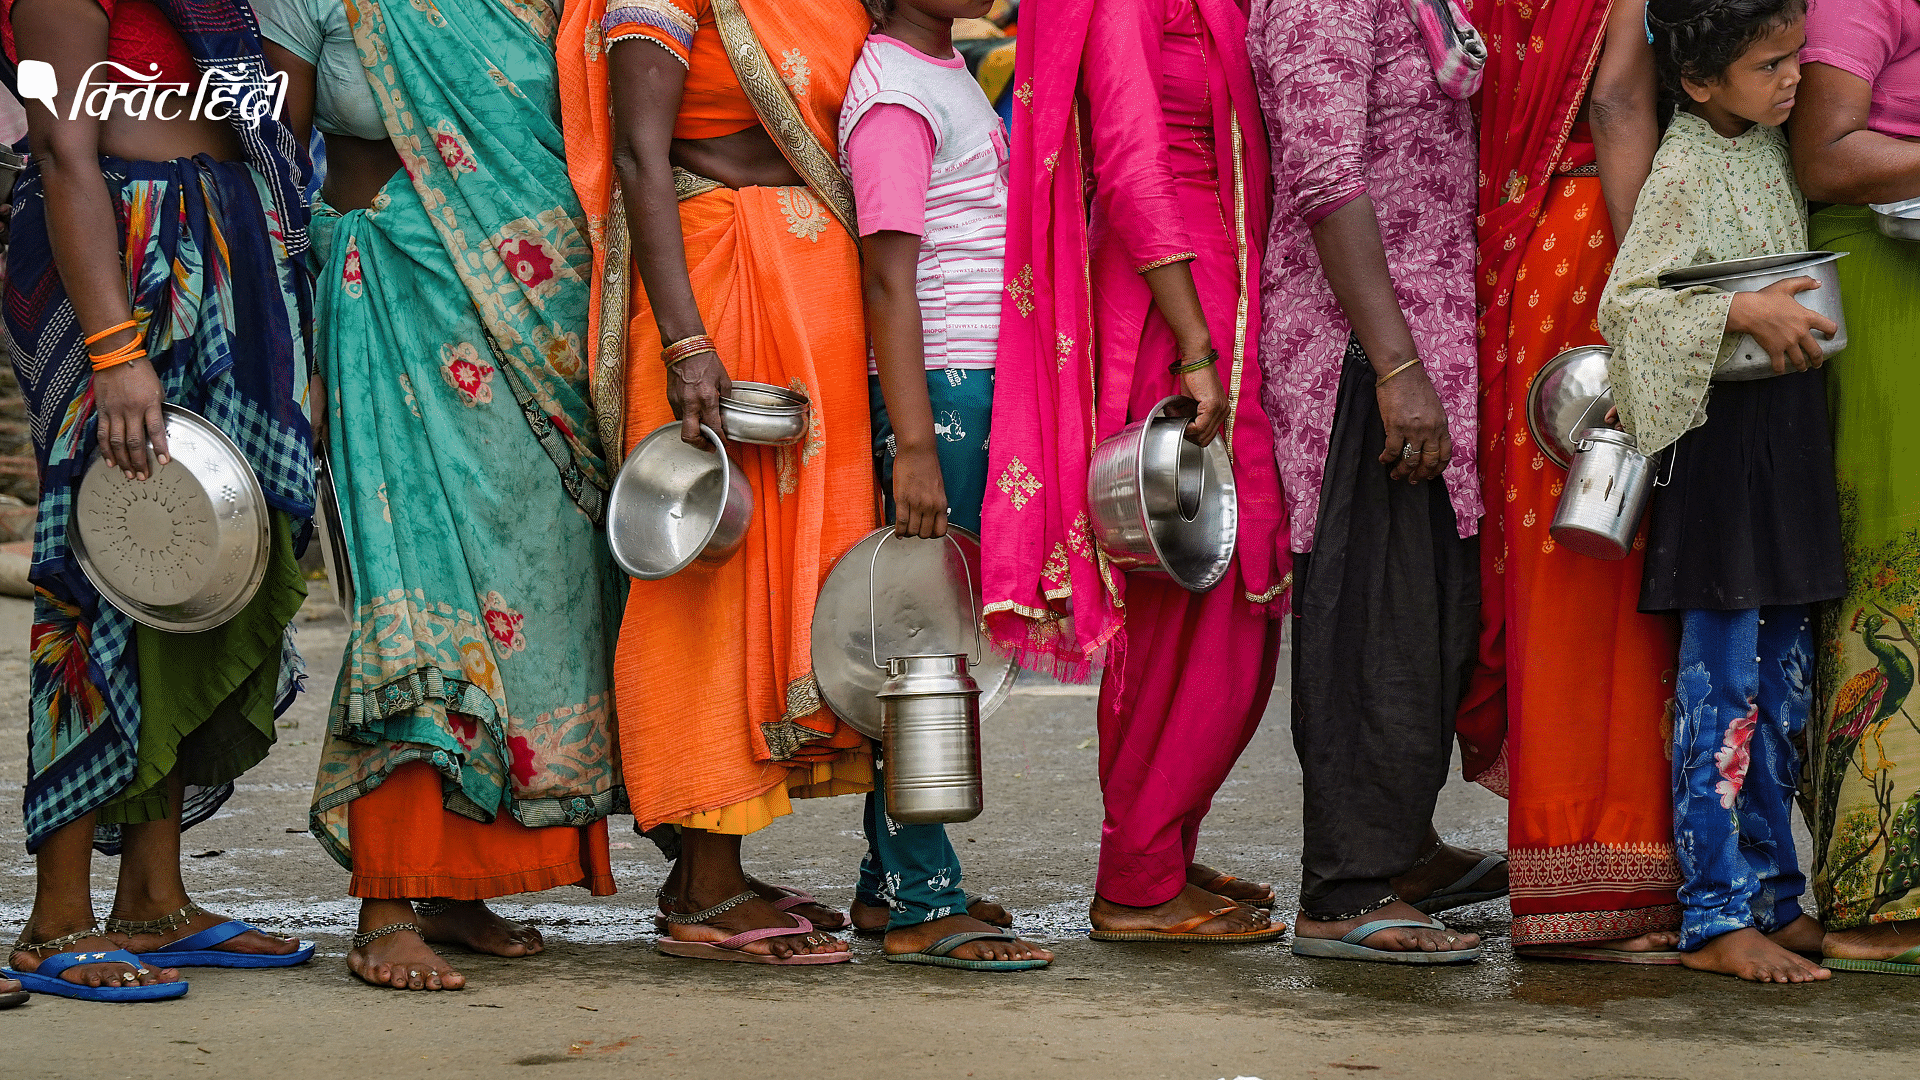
1195, 872, 1277, 909
1088, 904, 1289, 944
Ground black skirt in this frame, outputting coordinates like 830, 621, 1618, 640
1639, 368, 1845, 612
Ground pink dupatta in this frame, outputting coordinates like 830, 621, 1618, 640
983, 0, 1281, 680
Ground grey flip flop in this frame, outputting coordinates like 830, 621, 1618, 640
1291, 917, 1481, 964
883, 931, 1049, 972
1410, 854, 1508, 915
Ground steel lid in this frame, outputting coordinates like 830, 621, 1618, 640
1525, 345, 1615, 470
71, 404, 272, 633
1658, 250, 1844, 287
810, 525, 1018, 739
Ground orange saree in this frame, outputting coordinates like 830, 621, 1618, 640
559, 0, 875, 832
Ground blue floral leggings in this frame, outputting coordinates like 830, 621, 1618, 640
1672, 606, 1812, 951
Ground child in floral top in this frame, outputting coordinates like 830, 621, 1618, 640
1597, 0, 1841, 985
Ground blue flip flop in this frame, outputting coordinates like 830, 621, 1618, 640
1291, 918, 1482, 964
133, 921, 315, 968
2, 949, 189, 1002
883, 931, 1051, 972
1410, 854, 1508, 915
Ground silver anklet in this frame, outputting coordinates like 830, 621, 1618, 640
352, 922, 421, 949
14, 921, 104, 955
413, 899, 454, 919
104, 902, 206, 937
664, 890, 758, 926
1305, 893, 1401, 923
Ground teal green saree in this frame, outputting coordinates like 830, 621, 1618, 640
306, 0, 624, 882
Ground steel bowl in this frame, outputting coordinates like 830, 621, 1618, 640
1658, 250, 1848, 380
719, 381, 810, 447
1870, 196, 1920, 242
1527, 345, 1616, 471
810, 525, 1018, 740
71, 404, 271, 632
606, 422, 753, 580
1086, 395, 1236, 593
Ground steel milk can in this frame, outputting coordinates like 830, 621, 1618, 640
1550, 427, 1652, 560
876, 653, 985, 824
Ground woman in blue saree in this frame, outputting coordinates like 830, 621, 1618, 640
260, 0, 624, 991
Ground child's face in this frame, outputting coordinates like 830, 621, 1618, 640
1683, 15, 1806, 129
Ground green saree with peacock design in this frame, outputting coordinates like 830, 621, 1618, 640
1809, 204, 1920, 931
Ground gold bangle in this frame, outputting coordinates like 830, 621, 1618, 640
661, 334, 717, 367
1375, 357, 1422, 387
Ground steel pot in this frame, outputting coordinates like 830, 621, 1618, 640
878, 652, 984, 825
1549, 427, 1652, 561
71, 404, 271, 632
1086, 396, 1236, 593
1658, 251, 1848, 380
1526, 345, 1616, 470
719, 381, 809, 447
1870, 196, 1920, 242
606, 422, 752, 580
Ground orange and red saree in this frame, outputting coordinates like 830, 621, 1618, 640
560, 0, 875, 832
1456, 0, 1683, 945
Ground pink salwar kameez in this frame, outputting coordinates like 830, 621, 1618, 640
984, 0, 1290, 909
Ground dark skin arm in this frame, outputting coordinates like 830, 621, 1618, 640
1790, 62, 1920, 205
863, 229, 949, 539
16, 0, 164, 478
1141, 260, 1229, 446
1309, 195, 1450, 483
608, 42, 804, 448
1589, 0, 1660, 239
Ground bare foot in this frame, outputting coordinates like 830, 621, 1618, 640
112, 902, 303, 959
668, 892, 850, 960
1766, 914, 1826, 957
1186, 862, 1275, 907
416, 900, 543, 957
1090, 883, 1277, 936
884, 914, 1053, 964
1294, 899, 1478, 954
10, 922, 179, 989
347, 902, 465, 991
1392, 842, 1509, 907
852, 895, 1012, 933
1681, 926, 1831, 983
1822, 917, 1920, 962
1583, 930, 1681, 952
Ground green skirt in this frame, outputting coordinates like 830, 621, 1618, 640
96, 512, 305, 836
1808, 204, 1920, 931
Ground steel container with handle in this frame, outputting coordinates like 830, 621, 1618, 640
1549, 427, 1652, 560
870, 531, 984, 824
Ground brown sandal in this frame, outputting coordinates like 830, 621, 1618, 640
1088, 904, 1289, 944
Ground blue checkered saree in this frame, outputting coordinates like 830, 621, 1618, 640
6, 1, 314, 853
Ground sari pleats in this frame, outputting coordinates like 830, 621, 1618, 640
1460, 173, 1684, 944
612, 189, 873, 832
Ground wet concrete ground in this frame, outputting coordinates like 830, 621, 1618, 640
1, 591, 1913, 1079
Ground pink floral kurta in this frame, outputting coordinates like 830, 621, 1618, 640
1248, 0, 1481, 550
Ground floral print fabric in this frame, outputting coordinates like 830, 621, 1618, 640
1249, 0, 1480, 551
1672, 607, 1812, 951
1597, 111, 1808, 457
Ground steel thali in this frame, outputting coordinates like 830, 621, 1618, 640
811, 525, 1017, 740
72, 404, 272, 633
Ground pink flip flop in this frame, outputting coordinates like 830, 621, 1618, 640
656, 892, 851, 966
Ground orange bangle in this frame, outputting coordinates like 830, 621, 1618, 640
84, 319, 138, 347
661, 334, 717, 367
90, 341, 146, 373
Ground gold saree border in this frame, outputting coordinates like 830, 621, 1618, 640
710, 0, 858, 241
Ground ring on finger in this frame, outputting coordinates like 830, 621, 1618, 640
1400, 444, 1417, 459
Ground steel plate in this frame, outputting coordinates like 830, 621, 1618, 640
1657, 250, 1842, 286
811, 525, 1018, 739
72, 404, 271, 632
